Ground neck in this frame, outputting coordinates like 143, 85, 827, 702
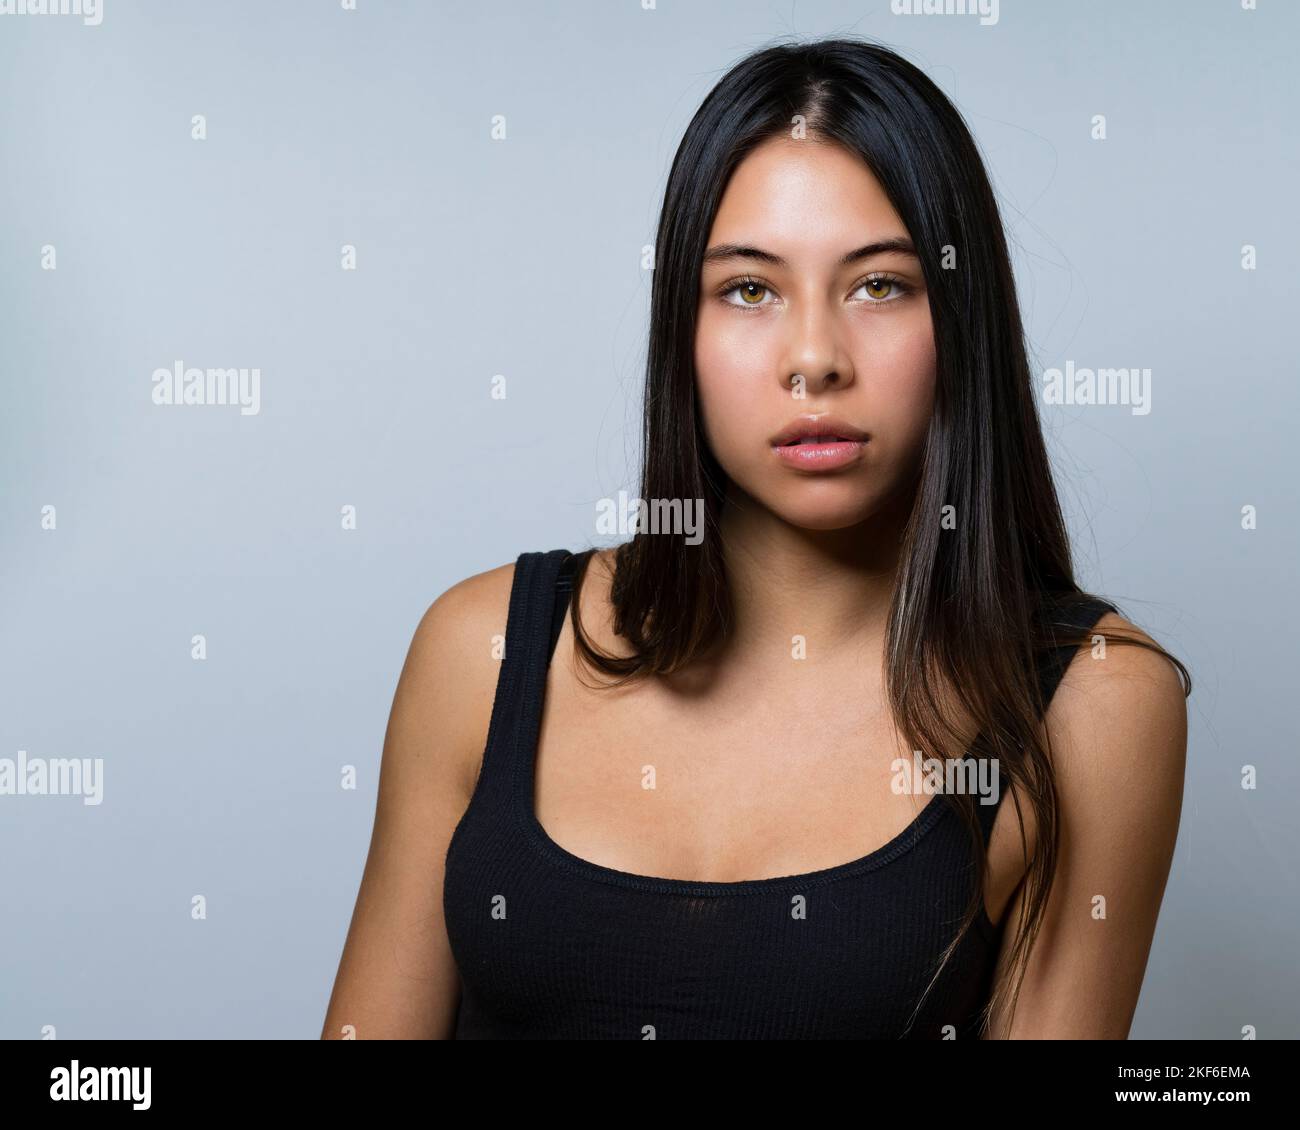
713, 483, 913, 663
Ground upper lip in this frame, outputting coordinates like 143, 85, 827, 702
770, 415, 869, 447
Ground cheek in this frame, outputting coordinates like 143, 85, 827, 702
855, 315, 936, 456
693, 307, 774, 465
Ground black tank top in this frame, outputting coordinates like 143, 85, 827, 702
443, 547, 1117, 1039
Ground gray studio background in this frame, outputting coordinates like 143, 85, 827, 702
2, 0, 1296, 1039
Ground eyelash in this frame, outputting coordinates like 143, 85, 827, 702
715, 273, 913, 310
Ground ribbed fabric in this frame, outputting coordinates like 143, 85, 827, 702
443, 548, 1117, 1039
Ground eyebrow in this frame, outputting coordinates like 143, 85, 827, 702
701, 238, 918, 268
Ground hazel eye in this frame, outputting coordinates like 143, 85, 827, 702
721, 279, 772, 307
854, 275, 910, 304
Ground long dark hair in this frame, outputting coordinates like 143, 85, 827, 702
562, 36, 1191, 1036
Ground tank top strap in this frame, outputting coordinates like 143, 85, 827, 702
474, 548, 574, 804
547, 549, 583, 662
1035, 594, 1120, 707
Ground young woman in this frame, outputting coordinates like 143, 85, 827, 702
323, 37, 1190, 1040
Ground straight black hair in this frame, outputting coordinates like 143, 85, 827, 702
564, 36, 1191, 1036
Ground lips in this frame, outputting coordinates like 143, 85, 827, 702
779, 433, 859, 446
769, 416, 869, 448
767, 415, 869, 472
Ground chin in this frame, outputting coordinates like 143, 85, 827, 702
766, 487, 881, 532
785, 511, 874, 532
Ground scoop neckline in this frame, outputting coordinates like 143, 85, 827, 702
509, 548, 1000, 942
515, 769, 998, 940
516, 762, 955, 898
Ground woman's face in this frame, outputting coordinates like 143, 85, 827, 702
695, 136, 936, 532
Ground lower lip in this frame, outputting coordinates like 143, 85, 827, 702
771, 440, 866, 471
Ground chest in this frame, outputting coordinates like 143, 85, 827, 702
533, 647, 948, 885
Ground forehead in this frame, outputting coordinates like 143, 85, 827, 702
706, 136, 906, 254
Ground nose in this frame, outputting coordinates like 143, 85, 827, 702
779, 301, 856, 396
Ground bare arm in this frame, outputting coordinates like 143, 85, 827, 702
320, 563, 514, 1039
984, 614, 1189, 1039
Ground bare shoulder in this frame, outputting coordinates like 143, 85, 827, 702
1041, 609, 1189, 856
400, 559, 517, 799
414, 558, 516, 657
1046, 611, 1189, 771
318, 559, 517, 1039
